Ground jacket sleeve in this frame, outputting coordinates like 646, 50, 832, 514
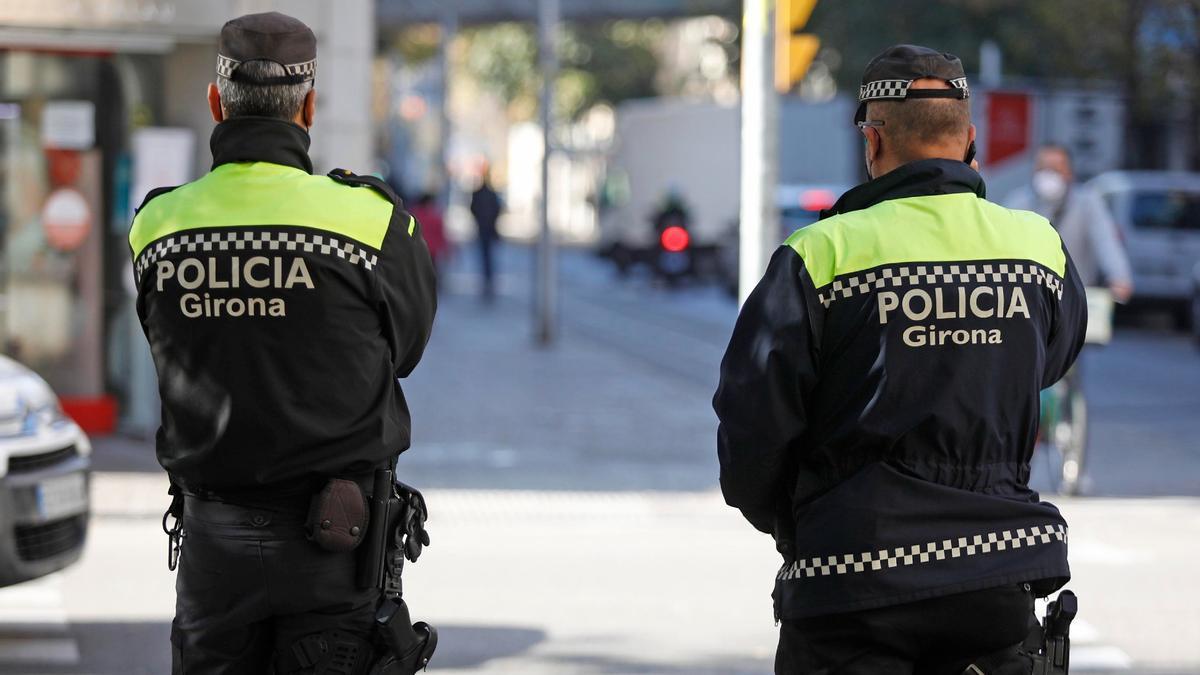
1082, 187, 1133, 286
713, 247, 822, 535
375, 206, 438, 378
1043, 244, 1088, 388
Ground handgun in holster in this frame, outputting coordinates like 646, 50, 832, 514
1027, 590, 1076, 675
358, 468, 438, 674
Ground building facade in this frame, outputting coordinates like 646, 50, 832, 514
0, 0, 375, 434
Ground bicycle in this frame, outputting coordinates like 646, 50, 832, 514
1035, 288, 1113, 496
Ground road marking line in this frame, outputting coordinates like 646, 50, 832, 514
0, 574, 80, 667
0, 637, 79, 664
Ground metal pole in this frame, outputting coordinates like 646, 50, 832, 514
739, 0, 780, 305
535, 0, 559, 345
438, 4, 458, 207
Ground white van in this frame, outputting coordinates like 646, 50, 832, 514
1087, 171, 1200, 326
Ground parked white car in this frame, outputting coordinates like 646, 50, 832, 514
0, 355, 90, 587
1087, 171, 1200, 327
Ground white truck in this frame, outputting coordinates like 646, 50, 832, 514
596, 96, 859, 284
597, 87, 1126, 291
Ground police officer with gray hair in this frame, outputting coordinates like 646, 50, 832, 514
131, 12, 438, 673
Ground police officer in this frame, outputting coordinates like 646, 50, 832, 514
714, 45, 1087, 674
129, 12, 437, 673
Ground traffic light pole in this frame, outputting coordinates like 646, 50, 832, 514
739, 0, 780, 305
535, 0, 559, 346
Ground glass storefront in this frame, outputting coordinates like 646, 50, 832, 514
0, 49, 163, 430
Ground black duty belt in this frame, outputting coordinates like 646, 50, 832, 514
181, 494, 308, 526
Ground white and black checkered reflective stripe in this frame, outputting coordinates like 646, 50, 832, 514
133, 231, 379, 280
859, 77, 970, 103
777, 523, 1067, 581
859, 79, 911, 102
815, 262, 1066, 309
285, 59, 316, 80
215, 55, 315, 81
216, 54, 240, 79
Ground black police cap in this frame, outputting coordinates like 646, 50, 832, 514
855, 44, 969, 123
216, 11, 316, 85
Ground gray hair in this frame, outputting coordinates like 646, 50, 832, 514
216, 60, 312, 121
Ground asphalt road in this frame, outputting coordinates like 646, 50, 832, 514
0, 247, 1196, 673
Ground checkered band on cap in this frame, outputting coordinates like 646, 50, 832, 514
215, 55, 316, 82
216, 54, 240, 79
859, 77, 970, 103
859, 79, 911, 102
285, 59, 316, 79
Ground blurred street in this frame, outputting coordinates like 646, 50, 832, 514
0, 248, 1195, 674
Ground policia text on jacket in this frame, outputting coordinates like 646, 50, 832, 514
152, 255, 313, 319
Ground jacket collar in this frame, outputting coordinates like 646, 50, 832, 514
210, 117, 313, 174
821, 158, 986, 219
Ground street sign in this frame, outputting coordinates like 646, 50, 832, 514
42, 187, 92, 252
985, 91, 1031, 166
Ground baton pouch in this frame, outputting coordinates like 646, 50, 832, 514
305, 478, 369, 553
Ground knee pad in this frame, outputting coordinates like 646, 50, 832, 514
275, 629, 375, 675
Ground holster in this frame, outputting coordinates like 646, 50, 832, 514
369, 598, 438, 674
356, 468, 437, 673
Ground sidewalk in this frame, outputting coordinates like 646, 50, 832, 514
395, 278, 722, 493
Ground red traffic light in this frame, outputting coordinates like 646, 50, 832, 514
660, 225, 690, 252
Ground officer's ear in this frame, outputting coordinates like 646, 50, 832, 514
301, 88, 317, 130
207, 83, 224, 123
863, 126, 882, 159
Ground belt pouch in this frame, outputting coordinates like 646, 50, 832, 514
305, 478, 369, 552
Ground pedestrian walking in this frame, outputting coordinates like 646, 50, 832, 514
469, 168, 502, 303
409, 192, 450, 281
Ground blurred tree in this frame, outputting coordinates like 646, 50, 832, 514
458, 23, 541, 120
454, 20, 662, 122
807, 0, 1200, 168
807, 0, 1132, 90
557, 21, 661, 120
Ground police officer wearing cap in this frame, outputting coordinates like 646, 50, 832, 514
715, 45, 1087, 673
129, 12, 437, 674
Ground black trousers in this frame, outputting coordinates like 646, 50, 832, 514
478, 236, 496, 301
171, 497, 379, 674
776, 584, 1037, 675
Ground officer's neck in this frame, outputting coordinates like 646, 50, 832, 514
210, 116, 314, 174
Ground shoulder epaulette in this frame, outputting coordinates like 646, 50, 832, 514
135, 185, 179, 215
328, 168, 403, 207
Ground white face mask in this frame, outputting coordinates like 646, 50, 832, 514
1032, 170, 1068, 203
